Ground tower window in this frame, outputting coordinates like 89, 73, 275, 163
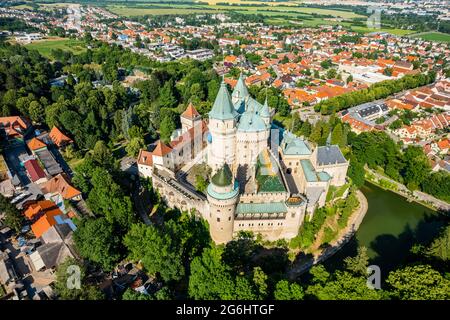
217, 218, 220, 222
228, 217, 231, 221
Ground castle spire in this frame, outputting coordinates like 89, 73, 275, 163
209, 80, 237, 120
232, 73, 249, 101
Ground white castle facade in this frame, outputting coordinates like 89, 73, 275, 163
138, 75, 349, 244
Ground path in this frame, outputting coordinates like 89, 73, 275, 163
366, 167, 450, 211
287, 190, 368, 280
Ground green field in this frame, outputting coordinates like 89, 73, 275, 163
410, 32, 450, 43
108, 6, 219, 16
25, 38, 86, 58
350, 26, 415, 36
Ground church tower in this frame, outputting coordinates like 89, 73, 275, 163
208, 81, 238, 171
206, 163, 239, 244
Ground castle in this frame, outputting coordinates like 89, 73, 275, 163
138, 75, 349, 244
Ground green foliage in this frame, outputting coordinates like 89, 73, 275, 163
73, 217, 122, 271
274, 280, 304, 300
0, 194, 24, 233
124, 223, 185, 282
188, 247, 236, 300
344, 246, 369, 276
122, 288, 153, 301
126, 137, 145, 157
306, 270, 385, 300
425, 225, 450, 262
55, 258, 104, 300
386, 265, 450, 300
159, 115, 177, 144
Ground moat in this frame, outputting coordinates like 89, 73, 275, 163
323, 182, 448, 276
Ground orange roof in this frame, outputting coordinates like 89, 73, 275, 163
27, 137, 47, 151
137, 149, 153, 166
49, 126, 73, 147
437, 139, 450, 150
41, 174, 81, 200
152, 140, 172, 157
224, 55, 237, 63
23, 200, 64, 238
181, 103, 200, 120
31, 209, 61, 238
224, 77, 237, 88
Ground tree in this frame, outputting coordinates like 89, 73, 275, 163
126, 137, 145, 157
122, 288, 153, 301
159, 115, 176, 143
86, 168, 134, 229
73, 217, 122, 271
194, 175, 208, 193
330, 122, 345, 147
159, 80, 177, 109
124, 223, 185, 282
402, 145, 430, 190
386, 265, 450, 300
344, 246, 369, 276
0, 194, 24, 232
92, 140, 114, 167
274, 280, 304, 300
306, 270, 384, 300
28, 100, 44, 123
425, 225, 450, 262
188, 247, 236, 300
55, 258, 104, 300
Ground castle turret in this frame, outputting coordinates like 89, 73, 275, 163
208, 81, 238, 171
180, 102, 201, 133
260, 97, 271, 126
207, 163, 239, 244
232, 73, 249, 105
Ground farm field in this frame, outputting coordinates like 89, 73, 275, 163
349, 26, 416, 36
24, 37, 86, 58
410, 32, 450, 43
107, 6, 219, 16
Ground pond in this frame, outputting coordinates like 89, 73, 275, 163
322, 182, 448, 277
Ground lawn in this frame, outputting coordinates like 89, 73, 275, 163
410, 32, 450, 43
349, 26, 416, 36
25, 37, 86, 58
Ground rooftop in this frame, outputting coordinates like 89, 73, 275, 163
317, 145, 347, 166
236, 202, 287, 215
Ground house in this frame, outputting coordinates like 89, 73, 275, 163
41, 174, 82, 203
27, 137, 47, 154
0, 116, 32, 143
23, 200, 73, 238
49, 126, 73, 148
29, 224, 76, 272
24, 159, 48, 184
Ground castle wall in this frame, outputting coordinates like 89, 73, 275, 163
235, 130, 269, 167
316, 163, 349, 186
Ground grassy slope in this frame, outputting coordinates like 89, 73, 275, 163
25, 37, 86, 58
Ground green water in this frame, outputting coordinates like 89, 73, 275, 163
323, 182, 448, 274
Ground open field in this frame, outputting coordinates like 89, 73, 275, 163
349, 26, 416, 36
410, 31, 450, 43
24, 37, 86, 58
107, 6, 219, 16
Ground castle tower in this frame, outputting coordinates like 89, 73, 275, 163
260, 96, 271, 126
208, 81, 238, 171
232, 73, 249, 105
180, 102, 201, 133
206, 163, 239, 244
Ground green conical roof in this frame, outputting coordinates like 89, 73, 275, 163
211, 163, 233, 187
260, 97, 270, 118
232, 73, 249, 100
209, 81, 237, 120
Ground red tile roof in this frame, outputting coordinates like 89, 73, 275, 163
181, 103, 200, 120
24, 159, 46, 182
152, 140, 172, 157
